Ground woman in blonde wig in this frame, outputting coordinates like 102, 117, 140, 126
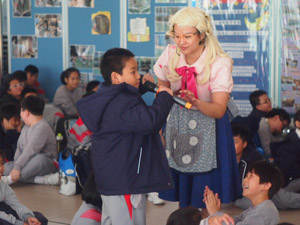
154, 7, 241, 210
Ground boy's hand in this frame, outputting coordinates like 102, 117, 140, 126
27, 217, 41, 225
208, 213, 235, 225
2, 119, 16, 130
158, 86, 173, 96
10, 169, 20, 182
142, 74, 154, 84
203, 186, 221, 215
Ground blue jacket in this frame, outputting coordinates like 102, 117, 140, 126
77, 82, 174, 195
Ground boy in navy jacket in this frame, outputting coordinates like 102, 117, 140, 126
77, 48, 174, 225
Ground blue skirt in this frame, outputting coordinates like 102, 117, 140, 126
159, 113, 242, 208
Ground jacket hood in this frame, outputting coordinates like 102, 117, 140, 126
77, 82, 138, 132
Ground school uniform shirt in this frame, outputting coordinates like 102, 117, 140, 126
0, 181, 34, 225
13, 119, 57, 171
77, 82, 174, 195
53, 85, 83, 117
200, 200, 279, 225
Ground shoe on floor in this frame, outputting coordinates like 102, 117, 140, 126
43, 172, 60, 185
147, 192, 165, 205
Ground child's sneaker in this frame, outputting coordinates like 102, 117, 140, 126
43, 172, 60, 185
1, 176, 13, 185
147, 192, 165, 205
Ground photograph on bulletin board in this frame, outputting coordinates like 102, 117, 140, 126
70, 45, 95, 69
136, 56, 157, 77
155, 6, 182, 32
35, 14, 62, 38
12, 0, 31, 17
68, 0, 94, 7
12, 35, 38, 58
93, 51, 103, 74
35, 0, 62, 7
155, 34, 173, 57
91, 11, 111, 35
128, 18, 150, 42
128, 0, 150, 14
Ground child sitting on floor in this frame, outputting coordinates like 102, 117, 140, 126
3, 96, 58, 185
200, 160, 282, 225
0, 150, 47, 225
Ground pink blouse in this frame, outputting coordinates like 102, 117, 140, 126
153, 44, 233, 102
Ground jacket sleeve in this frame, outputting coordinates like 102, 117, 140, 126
110, 91, 174, 135
1, 182, 34, 224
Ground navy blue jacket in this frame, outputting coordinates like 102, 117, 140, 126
77, 82, 174, 195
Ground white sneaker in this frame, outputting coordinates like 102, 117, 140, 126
43, 172, 60, 185
147, 192, 165, 205
59, 175, 76, 196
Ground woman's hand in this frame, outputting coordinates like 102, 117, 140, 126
179, 89, 197, 105
142, 74, 154, 84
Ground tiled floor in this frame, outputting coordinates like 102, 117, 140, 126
12, 183, 300, 225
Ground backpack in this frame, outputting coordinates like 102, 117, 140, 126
59, 147, 92, 195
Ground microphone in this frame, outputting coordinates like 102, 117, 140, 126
144, 81, 192, 109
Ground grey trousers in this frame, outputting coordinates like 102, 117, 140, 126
101, 194, 146, 225
235, 178, 300, 210
4, 154, 57, 183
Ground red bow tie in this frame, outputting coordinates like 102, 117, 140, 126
175, 66, 198, 99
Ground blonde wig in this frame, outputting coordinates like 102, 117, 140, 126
166, 7, 233, 84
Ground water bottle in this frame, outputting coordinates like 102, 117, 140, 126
56, 133, 63, 153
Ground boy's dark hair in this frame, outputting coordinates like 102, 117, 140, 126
21, 87, 39, 98
294, 110, 300, 124
100, 48, 135, 84
278, 223, 295, 225
248, 160, 282, 199
3, 74, 19, 91
0, 102, 20, 121
24, 64, 39, 75
13, 70, 27, 82
86, 80, 100, 93
81, 172, 102, 208
231, 123, 250, 142
166, 207, 202, 225
20, 95, 45, 116
249, 90, 268, 109
82, 91, 95, 98
60, 67, 80, 85
266, 108, 291, 125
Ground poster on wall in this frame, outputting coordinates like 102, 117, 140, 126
128, 0, 151, 14
70, 45, 95, 69
128, 18, 150, 42
280, 0, 300, 115
35, 0, 62, 7
195, 0, 271, 116
12, 0, 31, 17
35, 14, 62, 38
155, 6, 182, 32
68, 0, 94, 7
91, 11, 111, 35
93, 51, 103, 74
12, 35, 38, 58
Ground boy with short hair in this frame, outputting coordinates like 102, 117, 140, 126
249, 90, 272, 118
257, 108, 290, 157
77, 48, 174, 225
0, 103, 21, 161
3, 96, 58, 185
201, 160, 281, 225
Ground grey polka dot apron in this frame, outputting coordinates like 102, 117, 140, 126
165, 104, 217, 173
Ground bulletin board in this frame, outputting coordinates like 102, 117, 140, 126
9, 0, 63, 101
8, 0, 120, 101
